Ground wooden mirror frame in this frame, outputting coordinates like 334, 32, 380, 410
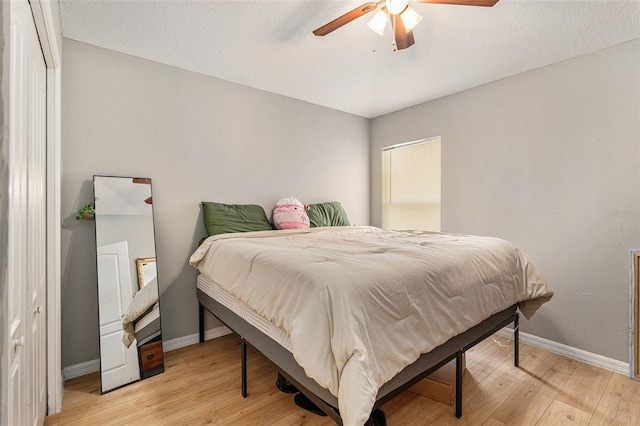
136, 257, 156, 289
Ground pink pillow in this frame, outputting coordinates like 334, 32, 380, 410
272, 198, 310, 230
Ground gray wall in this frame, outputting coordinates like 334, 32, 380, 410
61, 39, 370, 367
62, 35, 639, 368
370, 40, 640, 362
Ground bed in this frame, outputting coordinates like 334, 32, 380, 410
189, 222, 552, 426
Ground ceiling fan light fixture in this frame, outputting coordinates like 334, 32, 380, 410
400, 6, 422, 32
385, 0, 408, 15
367, 9, 388, 36
313, 0, 499, 51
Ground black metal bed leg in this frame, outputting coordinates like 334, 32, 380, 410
241, 337, 248, 398
455, 351, 463, 419
199, 304, 205, 343
514, 313, 520, 367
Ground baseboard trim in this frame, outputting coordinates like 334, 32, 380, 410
496, 328, 629, 376
63, 359, 100, 380
161, 326, 232, 352
64, 326, 628, 380
62, 326, 232, 380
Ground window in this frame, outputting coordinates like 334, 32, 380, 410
381, 137, 441, 232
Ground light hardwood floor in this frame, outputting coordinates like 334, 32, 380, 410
45, 334, 640, 425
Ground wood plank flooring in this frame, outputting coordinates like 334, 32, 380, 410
45, 334, 640, 425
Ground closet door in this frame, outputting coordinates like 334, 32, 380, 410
8, 0, 48, 424
8, 0, 30, 423
27, 2, 48, 423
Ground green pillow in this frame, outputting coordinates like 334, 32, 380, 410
202, 202, 272, 236
306, 202, 351, 227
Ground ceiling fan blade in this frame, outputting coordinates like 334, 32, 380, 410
313, 2, 382, 36
416, 0, 499, 6
396, 30, 415, 50
393, 15, 415, 50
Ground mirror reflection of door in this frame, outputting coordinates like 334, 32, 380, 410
97, 241, 140, 390
94, 176, 164, 393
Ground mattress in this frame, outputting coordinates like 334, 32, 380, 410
134, 303, 161, 346
134, 303, 159, 333
197, 274, 292, 352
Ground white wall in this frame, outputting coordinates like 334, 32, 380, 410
61, 39, 370, 367
370, 40, 640, 362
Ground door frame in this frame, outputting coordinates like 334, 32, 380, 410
631, 251, 640, 380
29, 0, 63, 415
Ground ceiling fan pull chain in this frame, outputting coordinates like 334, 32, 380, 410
391, 14, 398, 51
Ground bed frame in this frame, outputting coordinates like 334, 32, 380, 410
197, 287, 519, 425
135, 315, 161, 347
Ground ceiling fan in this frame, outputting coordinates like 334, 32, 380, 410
313, 0, 499, 51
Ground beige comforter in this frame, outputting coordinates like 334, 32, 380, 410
121, 279, 159, 348
189, 226, 552, 426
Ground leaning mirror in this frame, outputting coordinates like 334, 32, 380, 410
94, 176, 164, 393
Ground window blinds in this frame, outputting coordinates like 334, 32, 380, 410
382, 138, 441, 232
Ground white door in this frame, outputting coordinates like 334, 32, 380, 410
7, 0, 28, 415
97, 241, 141, 392
27, 3, 48, 423
8, 0, 48, 424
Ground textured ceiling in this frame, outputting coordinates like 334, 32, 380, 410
59, 0, 640, 118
